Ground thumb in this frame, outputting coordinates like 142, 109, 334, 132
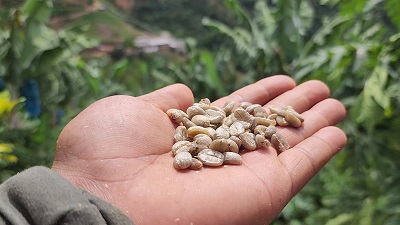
138, 83, 194, 112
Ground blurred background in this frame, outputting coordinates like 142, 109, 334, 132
1, 0, 400, 224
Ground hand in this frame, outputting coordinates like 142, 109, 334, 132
51, 75, 347, 225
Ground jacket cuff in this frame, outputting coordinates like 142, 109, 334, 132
0, 166, 133, 225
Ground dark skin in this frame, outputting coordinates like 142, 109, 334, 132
51, 75, 347, 225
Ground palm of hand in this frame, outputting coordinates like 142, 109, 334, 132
52, 76, 346, 225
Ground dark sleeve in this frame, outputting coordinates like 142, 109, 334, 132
0, 166, 134, 225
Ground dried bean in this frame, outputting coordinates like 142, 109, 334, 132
193, 102, 210, 110
254, 125, 268, 136
191, 115, 211, 127
172, 141, 195, 156
234, 108, 254, 124
222, 114, 235, 127
255, 134, 271, 148
189, 158, 203, 170
276, 116, 289, 126
209, 139, 230, 152
246, 104, 262, 114
285, 111, 302, 127
271, 133, 290, 152
239, 132, 257, 151
167, 109, 189, 123
181, 117, 196, 128
229, 121, 246, 136
226, 138, 239, 153
197, 149, 224, 167
252, 117, 276, 128
267, 113, 278, 120
286, 106, 304, 122
187, 105, 206, 118
193, 144, 208, 156
264, 125, 277, 139
285, 107, 304, 127
269, 105, 286, 116
239, 101, 252, 109
223, 152, 243, 165
222, 101, 235, 115
253, 106, 268, 118
228, 136, 242, 149
206, 109, 225, 124
199, 98, 211, 105
206, 127, 217, 140
168, 98, 304, 170
187, 126, 213, 138
173, 151, 193, 169
174, 126, 188, 142
193, 134, 212, 147
215, 125, 230, 139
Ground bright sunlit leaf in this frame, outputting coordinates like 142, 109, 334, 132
0, 154, 18, 163
352, 65, 391, 131
0, 91, 25, 116
0, 143, 14, 153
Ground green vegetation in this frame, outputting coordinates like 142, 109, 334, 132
202, 1, 400, 224
131, 0, 237, 48
1, 0, 400, 224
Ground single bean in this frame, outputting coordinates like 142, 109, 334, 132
197, 149, 224, 167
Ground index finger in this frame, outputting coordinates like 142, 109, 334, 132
279, 126, 347, 196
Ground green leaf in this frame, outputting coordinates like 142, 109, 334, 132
329, 46, 347, 71
339, 0, 367, 16
296, 0, 314, 36
359, 198, 375, 225
367, 66, 390, 110
325, 213, 353, 225
0, 143, 14, 153
202, 18, 256, 57
352, 45, 368, 72
313, 15, 349, 45
351, 65, 390, 132
385, 0, 400, 30
199, 50, 226, 96
0, 154, 18, 163
22, 0, 52, 25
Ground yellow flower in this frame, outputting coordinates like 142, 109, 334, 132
0, 143, 18, 163
0, 143, 14, 153
0, 91, 25, 116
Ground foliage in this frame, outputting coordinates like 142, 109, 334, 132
0, 90, 24, 115
131, 0, 237, 48
202, 0, 400, 224
0, 0, 99, 111
0, 0, 100, 182
0, 143, 18, 165
1, 0, 400, 224
91, 43, 232, 101
203, 0, 315, 77
0, 90, 23, 168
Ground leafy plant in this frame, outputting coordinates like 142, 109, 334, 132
0, 0, 100, 182
201, 0, 400, 224
0, 0, 98, 113
0, 90, 23, 169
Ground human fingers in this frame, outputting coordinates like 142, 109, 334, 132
278, 98, 347, 147
138, 83, 194, 112
259, 79, 345, 149
279, 126, 347, 196
212, 75, 296, 107
244, 81, 346, 192
265, 79, 331, 113
274, 93, 347, 199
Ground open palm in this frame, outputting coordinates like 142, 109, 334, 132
51, 75, 347, 225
